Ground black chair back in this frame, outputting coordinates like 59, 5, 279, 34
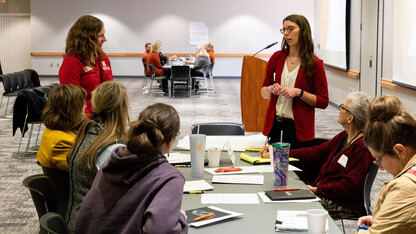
15, 71, 25, 90
42, 167, 69, 218
171, 65, 191, 81
39, 212, 69, 234
148, 63, 156, 77
0, 60, 3, 75
191, 122, 245, 135
22, 174, 58, 219
22, 70, 32, 88
364, 163, 379, 215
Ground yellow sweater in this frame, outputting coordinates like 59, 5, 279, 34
36, 128, 76, 171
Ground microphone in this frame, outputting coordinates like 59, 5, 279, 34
252, 41, 278, 57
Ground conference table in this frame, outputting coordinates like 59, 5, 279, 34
172, 136, 343, 234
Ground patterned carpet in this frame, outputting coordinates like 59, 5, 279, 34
0, 77, 391, 233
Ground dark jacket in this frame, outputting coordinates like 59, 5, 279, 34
75, 146, 188, 234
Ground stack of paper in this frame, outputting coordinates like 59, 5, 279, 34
212, 175, 264, 185
275, 210, 328, 232
186, 206, 243, 227
183, 180, 214, 192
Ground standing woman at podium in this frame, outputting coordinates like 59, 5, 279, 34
261, 14, 329, 149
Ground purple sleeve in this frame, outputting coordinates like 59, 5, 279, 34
142, 175, 188, 234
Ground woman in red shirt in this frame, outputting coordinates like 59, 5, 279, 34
59, 15, 113, 115
146, 44, 169, 92
261, 14, 329, 148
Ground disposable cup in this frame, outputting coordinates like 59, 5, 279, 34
207, 148, 221, 167
306, 209, 328, 234
190, 134, 206, 177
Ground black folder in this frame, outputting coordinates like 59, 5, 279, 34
265, 189, 316, 201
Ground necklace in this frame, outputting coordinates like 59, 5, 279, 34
342, 130, 363, 151
288, 56, 299, 65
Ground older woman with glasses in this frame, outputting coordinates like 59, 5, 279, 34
261, 14, 329, 149
261, 92, 374, 220
357, 95, 416, 233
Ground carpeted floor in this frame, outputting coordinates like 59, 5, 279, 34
0, 77, 391, 234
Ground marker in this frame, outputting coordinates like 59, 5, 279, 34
274, 188, 299, 191
194, 212, 215, 221
175, 165, 191, 168
183, 191, 204, 194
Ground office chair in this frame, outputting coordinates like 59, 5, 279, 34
192, 64, 211, 94
341, 163, 379, 233
22, 174, 58, 223
41, 167, 69, 218
170, 65, 192, 98
147, 64, 167, 95
191, 122, 245, 135
39, 212, 69, 234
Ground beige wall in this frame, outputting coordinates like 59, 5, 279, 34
0, 0, 30, 14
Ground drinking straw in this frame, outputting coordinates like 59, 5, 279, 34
280, 130, 283, 144
197, 124, 200, 134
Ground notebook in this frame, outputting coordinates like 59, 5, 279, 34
265, 189, 316, 201
240, 153, 299, 165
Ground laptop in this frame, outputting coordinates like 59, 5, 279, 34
265, 189, 316, 201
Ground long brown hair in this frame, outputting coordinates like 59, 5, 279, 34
124, 103, 180, 155
68, 81, 130, 169
281, 14, 315, 77
64, 15, 104, 66
43, 85, 86, 130
364, 95, 416, 155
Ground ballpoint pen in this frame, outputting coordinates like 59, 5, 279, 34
194, 212, 215, 221
274, 188, 299, 191
175, 165, 191, 168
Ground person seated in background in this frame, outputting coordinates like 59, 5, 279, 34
36, 84, 86, 171
185, 45, 211, 92
261, 92, 374, 220
66, 81, 129, 233
146, 44, 170, 93
205, 42, 215, 63
75, 103, 188, 234
142, 42, 152, 63
357, 95, 416, 233
155, 40, 177, 65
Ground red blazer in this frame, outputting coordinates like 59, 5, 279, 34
146, 52, 164, 76
290, 131, 374, 212
59, 54, 113, 115
262, 49, 328, 142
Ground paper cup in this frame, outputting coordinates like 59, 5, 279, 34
207, 148, 221, 167
306, 209, 328, 234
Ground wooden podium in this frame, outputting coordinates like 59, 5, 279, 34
240, 55, 269, 132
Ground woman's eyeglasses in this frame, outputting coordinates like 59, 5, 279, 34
280, 26, 298, 34
339, 104, 353, 115
374, 152, 386, 167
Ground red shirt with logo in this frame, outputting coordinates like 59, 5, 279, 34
59, 54, 113, 115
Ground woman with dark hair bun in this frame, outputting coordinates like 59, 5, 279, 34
357, 95, 416, 233
75, 103, 188, 234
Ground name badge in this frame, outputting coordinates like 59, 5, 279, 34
82, 66, 93, 72
101, 61, 111, 70
338, 154, 348, 168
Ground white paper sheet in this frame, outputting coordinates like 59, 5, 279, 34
183, 180, 214, 192
212, 175, 264, 185
204, 165, 273, 175
201, 193, 260, 204
275, 210, 328, 232
257, 192, 321, 203
176, 134, 267, 152
165, 152, 191, 164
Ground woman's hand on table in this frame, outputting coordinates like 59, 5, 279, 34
306, 185, 317, 194
259, 145, 271, 158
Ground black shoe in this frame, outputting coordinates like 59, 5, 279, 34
195, 84, 199, 93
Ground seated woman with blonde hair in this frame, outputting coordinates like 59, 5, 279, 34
357, 95, 416, 233
66, 81, 129, 233
75, 103, 188, 233
37, 84, 86, 171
